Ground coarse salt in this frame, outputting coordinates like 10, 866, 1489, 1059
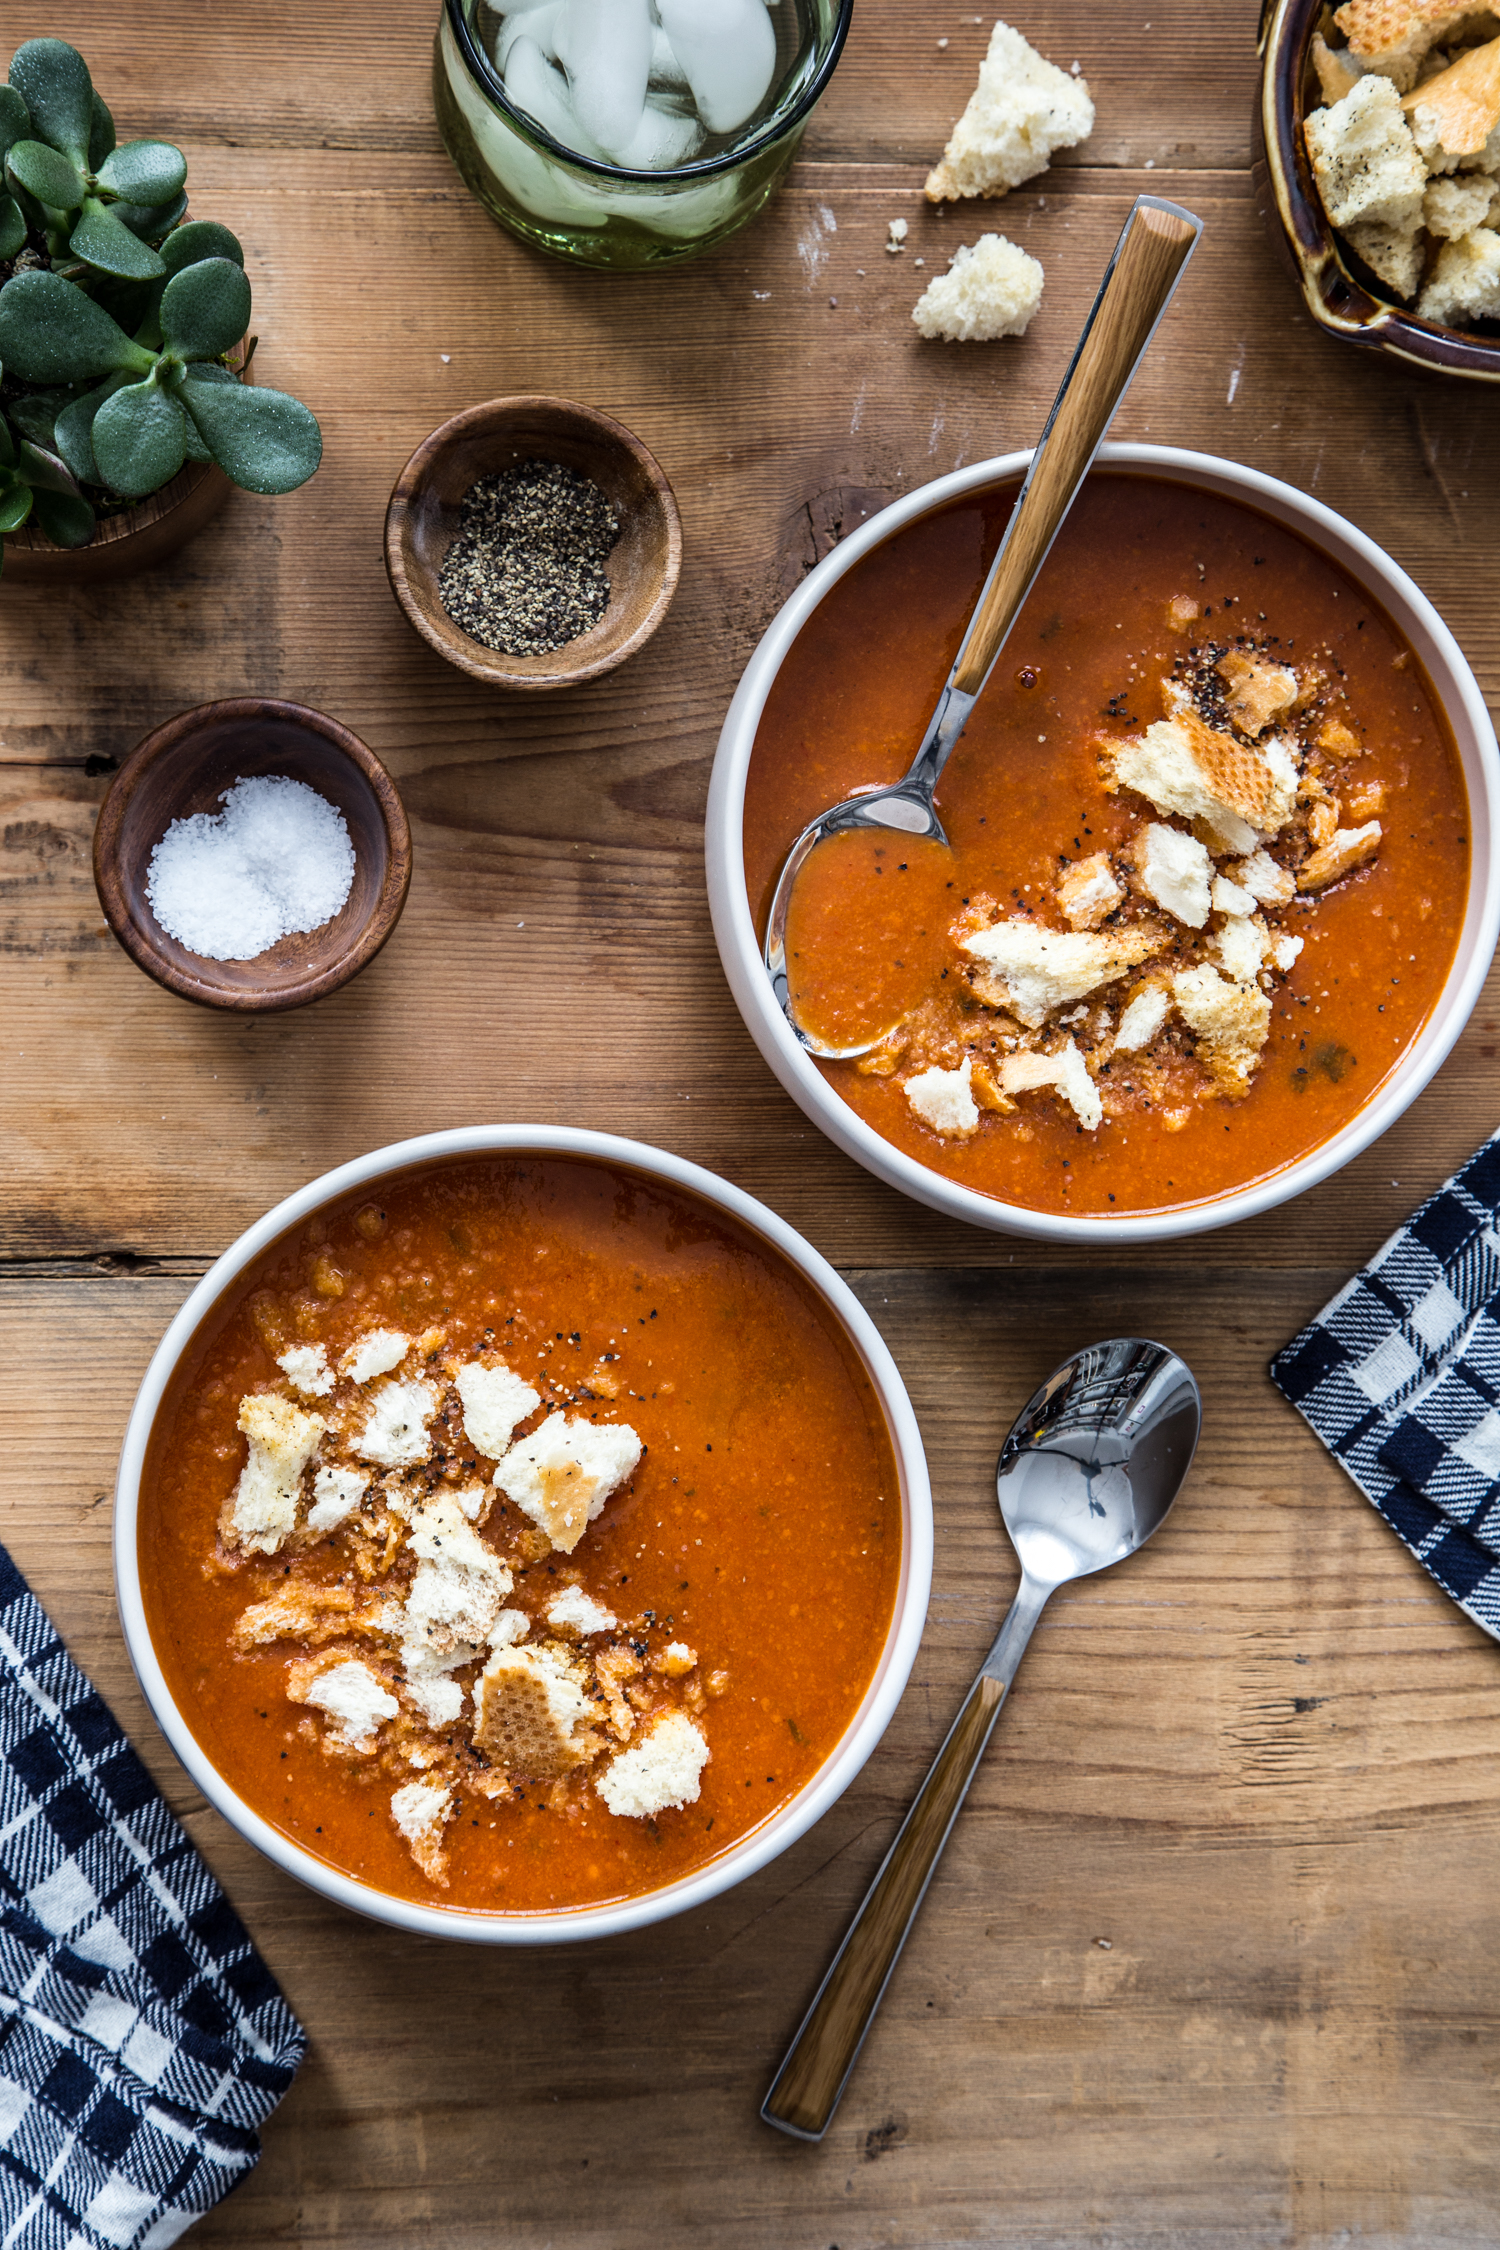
145, 774, 355, 961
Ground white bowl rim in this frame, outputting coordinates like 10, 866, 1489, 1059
112, 1124, 934, 1946
706, 440, 1500, 1244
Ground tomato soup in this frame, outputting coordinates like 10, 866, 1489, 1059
139, 1156, 902, 1914
744, 474, 1470, 1218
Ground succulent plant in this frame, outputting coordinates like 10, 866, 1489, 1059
0, 37, 321, 574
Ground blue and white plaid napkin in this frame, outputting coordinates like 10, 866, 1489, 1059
0, 1540, 304, 2248
1271, 1133, 1500, 1640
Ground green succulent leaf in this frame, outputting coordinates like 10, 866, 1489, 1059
159, 259, 251, 361
0, 88, 30, 164
0, 479, 33, 534
8, 40, 94, 168
87, 92, 115, 170
0, 269, 152, 381
96, 139, 186, 207
0, 194, 24, 259
5, 388, 72, 448
111, 187, 187, 243
6, 138, 86, 210
29, 483, 93, 545
92, 376, 186, 498
162, 220, 244, 273
68, 195, 165, 279
52, 374, 126, 484
17, 438, 82, 498
0, 417, 14, 468
183, 359, 238, 384
178, 376, 321, 495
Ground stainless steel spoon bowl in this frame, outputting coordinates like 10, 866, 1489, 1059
761, 1335, 1201, 2141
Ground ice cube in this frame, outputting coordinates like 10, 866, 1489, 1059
556, 0, 654, 164
495, 3, 562, 72
504, 33, 604, 158
613, 95, 706, 169
655, 0, 778, 135
649, 23, 690, 88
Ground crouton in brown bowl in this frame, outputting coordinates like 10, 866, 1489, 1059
1256, 0, 1500, 378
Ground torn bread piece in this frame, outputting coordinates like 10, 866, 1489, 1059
1424, 168, 1500, 230
306, 1464, 369, 1535
1343, 214, 1426, 292
1113, 985, 1171, 1054
961, 922, 1162, 1027
1172, 965, 1272, 1095
1298, 820, 1384, 889
278, 1344, 333, 1399
401, 1492, 513, 1658
1137, 822, 1214, 928
1215, 913, 1271, 985
289, 1655, 398, 1752
597, 1710, 710, 1819
1418, 221, 1500, 314
546, 1586, 619, 1637
1227, 847, 1297, 906
223, 1393, 325, 1555
1402, 35, 1500, 167
472, 1641, 601, 1775
997, 1039, 1102, 1129
355, 1378, 438, 1469
1315, 28, 1368, 98
233, 1583, 397, 1650
1057, 851, 1123, 929
1211, 873, 1257, 917
1304, 74, 1427, 225
340, 1328, 410, 1384
904, 1056, 980, 1138
1216, 650, 1300, 737
912, 235, 1045, 339
924, 20, 1094, 201
454, 1359, 541, 1460
1331, 0, 1481, 89
1109, 711, 1300, 851
496, 1414, 642, 1553
390, 1781, 454, 1884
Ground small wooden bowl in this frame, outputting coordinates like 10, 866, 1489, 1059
384, 395, 682, 689
93, 699, 412, 1012
1255, 0, 1500, 381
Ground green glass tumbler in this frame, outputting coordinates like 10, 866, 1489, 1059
434, 0, 854, 270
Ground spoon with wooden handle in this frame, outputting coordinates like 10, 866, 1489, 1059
763, 195, 1202, 1059
761, 1335, 1201, 2141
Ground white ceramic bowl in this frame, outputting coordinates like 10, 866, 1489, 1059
113, 1125, 932, 1945
707, 442, 1500, 1244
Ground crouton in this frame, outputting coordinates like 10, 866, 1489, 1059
597, 1711, 710, 1819
1211, 873, 1257, 916
401, 1647, 470, 1729
278, 1344, 333, 1398
546, 1585, 619, 1636
1332, 0, 1479, 88
1298, 820, 1383, 888
1166, 594, 1202, 632
912, 235, 1044, 340
1114, 985, 1170, 1054
1137, 822, 1214, 927
1344, 211, 1426, 290
496, 1414, 642, 1553
658, 1642, 697, 1677
1305, 74, 1427, 226
307, 1464, 369, 1534
234, 1583, 391, 1649
1424, 168, 1499, 231
970, 1057, 1017, 1114
961, 922, 1162, 1027
1217, 650, 1300, 736
1215, 914, 1270, 984
1172, 965, 1273, 1094
1057, 850, 1123, 929
1345, 777, 1387, 818
998, 1038, 1102, 1129
401, 1492, 513, 1658
1109, 712, 1300, 848
390, 1781, 453, 1884
472, 1641, 602, 1775
454, 1359, 541, 1460
1403, 35, 1500, 165
924, 21, 1094, 201
904, 1055, 980, 1137
1272, 934, 1306, 971
340, 1328, 410, 1384
1227, 846, 1298, 905
1418, 221, 1500, 315
223, 1392, 325, 1555
1317, 716, 1364, 755
1315, 29, 1367, 98
288, 1655, 398, 1751
355, 1378, 438, 1468
1308, 798, 1341, 848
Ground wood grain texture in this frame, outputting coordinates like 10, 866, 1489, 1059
3, 0, 1500, 2240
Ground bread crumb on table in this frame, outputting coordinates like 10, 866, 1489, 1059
912, 235, 1045, 339
924, 20, 1094, 200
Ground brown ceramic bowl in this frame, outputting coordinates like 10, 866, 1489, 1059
1255, 0, 1500, 381
93, 699, 412, 1012
384, 395, 682, 689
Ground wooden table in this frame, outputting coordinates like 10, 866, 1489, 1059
4, 1, 1500, 2240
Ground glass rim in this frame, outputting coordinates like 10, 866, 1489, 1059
443, 0, 855, 185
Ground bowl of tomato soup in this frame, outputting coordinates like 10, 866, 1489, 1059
114, 1127, 930, 1944
707, 444, 1500, 1241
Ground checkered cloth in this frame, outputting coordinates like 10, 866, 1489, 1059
0, 1540, 304, 2248
1272, 1133, 1500, 1641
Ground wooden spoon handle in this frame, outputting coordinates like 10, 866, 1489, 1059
950, 197, 1201, 699
760, 1670, 1008, 2141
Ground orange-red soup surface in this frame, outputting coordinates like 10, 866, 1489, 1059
743, 474, 1470, 1218
139, 1157, 901, 1914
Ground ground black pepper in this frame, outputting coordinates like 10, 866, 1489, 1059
438, 458, 620, 656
